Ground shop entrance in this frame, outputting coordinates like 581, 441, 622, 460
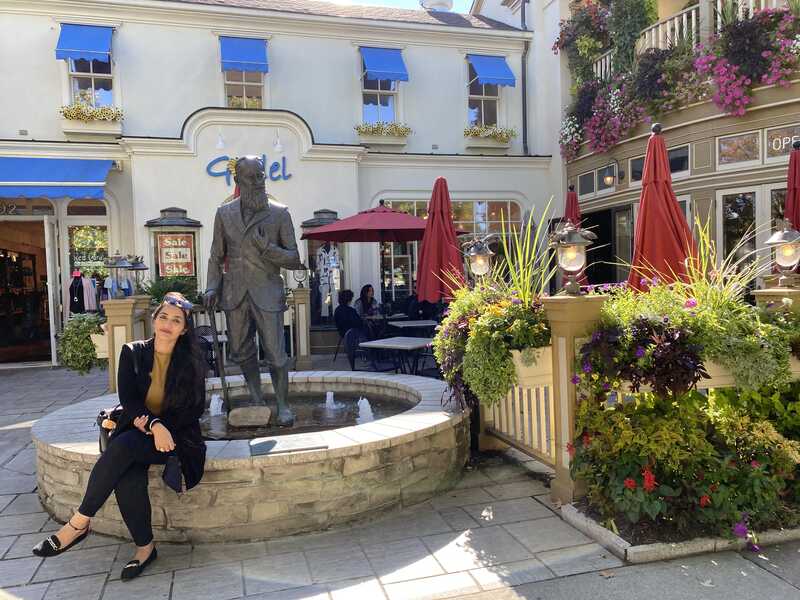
0, 218, 59, 364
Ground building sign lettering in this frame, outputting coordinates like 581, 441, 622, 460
206, 154, 292, 186
156, 233, 195, 277
766, 124, 800, 159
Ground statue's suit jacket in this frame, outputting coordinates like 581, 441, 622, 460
206, 197, 301, 312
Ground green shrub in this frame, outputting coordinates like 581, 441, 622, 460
58, 313, 107, 375
138, 276, 200, 305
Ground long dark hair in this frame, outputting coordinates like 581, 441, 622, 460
359, 284, 374, 309
151, 293, 205, 414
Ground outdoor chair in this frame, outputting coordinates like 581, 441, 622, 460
194, 325, 218, 376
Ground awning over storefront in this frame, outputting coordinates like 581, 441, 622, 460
219, 37, 269, 72
0, 157, 113, 199
466, 54, 515, 87
55, 24, 113, 62
359, 47, 409, 81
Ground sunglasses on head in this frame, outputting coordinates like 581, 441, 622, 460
163, 295, 193, 310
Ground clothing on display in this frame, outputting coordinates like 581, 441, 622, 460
66, 271, 98, 314
316, 242, 340, 317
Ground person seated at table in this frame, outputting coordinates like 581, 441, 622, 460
334, 290, 364, 337
354, 284, 379, 318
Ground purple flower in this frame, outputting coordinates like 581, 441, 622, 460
601, 283, 611, 292
592, 331, 601, 342
732, 521, 748, 539
571, 374, 581, 385
640, 278, 648, 287
635, 346, 645, 358
511, 298, 522, 305
602, 382, 611, 390
582, 362, 592, 374
684, 298, 697, 309
651, 277, 660, 285
747, 542, 761, 553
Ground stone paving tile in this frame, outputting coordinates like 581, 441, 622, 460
42, 573, 106, 600
304, 545, 374, 584
451, 470, 492, 490
363, 537, 445, 584
0, 534, 16, 558
503, 517, 592, 554
107, 543, 191, 580
0, 556, 42, 587
2, 493, 45, 515
462, 498, 552, 527
242, 551, 312, 595
436, 507, 481, 532
469, 557, 554, 590
353, 510, 452, 544
482, 464, 531, 483
4, 449, 38, 475
328, 576, 387, 600
422, 526, 533, 574
172, 562, 243, 600
382, 572, 480, 600
244, 584, 331, 599
266, 529, 359, 555
101, 571, 173, 600
483, 480, 549, 501
79, 532, 126, 550
428, 488, 494, 511
0, 513, 50, 537
6, 532, 60, 559
536, 542, 623, 577
741, 539, 800, 587
0, 494, 16, 513
32, 546, 118, 583
0, 472, 37, 495
3, 582, 51, 600
39, 519, 61, 533
190, 541, 267, 567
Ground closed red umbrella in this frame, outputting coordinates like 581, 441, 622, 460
785, 140, 800, 229
417, 177, 464, 303
627, 124, 697, 291
564, 185, 581, 226
301, 200, 428, 242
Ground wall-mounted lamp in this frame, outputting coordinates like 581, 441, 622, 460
549, 222, 596, 295
766, 219, 800, 287
273, 130, 283, 154
602, 157, 625, 186
216, 129, 225, 150
462, 235, 495, 277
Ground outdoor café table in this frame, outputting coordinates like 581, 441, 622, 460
358, 336, 434, 375
364, 313, 407, 320
387, 319, 439, 336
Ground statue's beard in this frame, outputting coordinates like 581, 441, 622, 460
239, 184, 267, 213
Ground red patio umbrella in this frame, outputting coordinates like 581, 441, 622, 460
785, 140, 800, 229
564, 184, 581, 226
301, 200, 428, 243
417, 177, 464, 303
627, 124, 697, 291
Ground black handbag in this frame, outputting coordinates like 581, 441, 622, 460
96, 405, 123, 453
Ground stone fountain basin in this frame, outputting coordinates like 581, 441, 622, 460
32, 371, 468, 542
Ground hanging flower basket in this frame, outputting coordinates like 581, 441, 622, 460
511, 346, 552, 388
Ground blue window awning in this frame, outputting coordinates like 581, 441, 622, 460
0, 158, 114, 199
359, 47, 408, 82
467, 54, 515, 87
220, 37, 269, 72
55, 24, 113, 62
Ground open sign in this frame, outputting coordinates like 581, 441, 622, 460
767, 125, 800, 158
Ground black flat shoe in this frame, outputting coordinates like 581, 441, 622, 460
120, 547, 158, 581
32, 518, 90, 558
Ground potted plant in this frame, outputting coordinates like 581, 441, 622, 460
355, 122, 412, 147
58, 313, 107, 374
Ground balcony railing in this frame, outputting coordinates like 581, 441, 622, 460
592, 0, 790, 81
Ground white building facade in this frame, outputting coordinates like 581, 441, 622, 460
0, 0, 569, 364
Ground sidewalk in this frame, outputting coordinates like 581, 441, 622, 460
0, 365, 798, 599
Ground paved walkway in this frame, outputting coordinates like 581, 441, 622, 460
0, 365, 799, 599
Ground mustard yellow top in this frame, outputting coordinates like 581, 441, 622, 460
145, 351, 172, 416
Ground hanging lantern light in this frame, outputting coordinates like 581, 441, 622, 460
463, 236, 495, 277
549, 222, 596, 295
766, 219, 800, 287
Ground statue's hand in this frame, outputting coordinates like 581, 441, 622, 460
203, 289, 218, 310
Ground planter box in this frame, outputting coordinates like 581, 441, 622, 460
511, 346, 552, 388
464, 136, 511, 150
357, 134, 408, 148
90, 331, 108, 360
61, 118, 122, 140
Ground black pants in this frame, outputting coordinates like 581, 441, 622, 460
78, 429, 168, 546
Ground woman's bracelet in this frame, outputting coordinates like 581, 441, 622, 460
146, 418, 163, 432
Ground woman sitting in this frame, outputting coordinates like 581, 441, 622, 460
334, 289, 364, 337
354, 284, 379, 318
33, 292, 207, 582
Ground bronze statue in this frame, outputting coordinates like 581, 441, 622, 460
204, 156, 301, 427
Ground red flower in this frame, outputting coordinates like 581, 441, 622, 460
623, 478, 637, 490
750, 460, 761, 468
642, 468, 657, 493
567, 442, 576, 458
582, 433, 592, 448
699, 495, 711, 508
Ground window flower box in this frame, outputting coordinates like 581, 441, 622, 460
464, 126, 516, 150
60, 103, 123, 139
357, 134, 408, 148
61, 118, 122, 139
355, 122, 411, 148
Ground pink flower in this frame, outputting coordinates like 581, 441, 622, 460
684, 298, 697, 309
750, 460, 761, 468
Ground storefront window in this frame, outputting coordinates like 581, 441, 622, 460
225, 70, 263, 109
379, 199, 521, 303
766, 124, 800, 160
0, 198, 54, 216
578, 172, 595, 196
668, 145, 690, 174
718, 132, 760, 166
614, 207, 633, 282
67, 199, 106, 216
721, 192, 756, 263
630, 156, 644, 183
771, 188, 787, 229
597, 165, 616, 191
68, 225, 109, 278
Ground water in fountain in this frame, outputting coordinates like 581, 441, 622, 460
325, 391, 335, 409
356, 396, 373, 424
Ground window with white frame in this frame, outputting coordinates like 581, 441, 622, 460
467, 64, 499, 127
362, 60, 397, 124
577, 171, 595, 197
225, 71, 264, 109
69, 58, 113, 107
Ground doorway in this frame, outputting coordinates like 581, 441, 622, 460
0, 220, 52, 363
582, 209, 616, 285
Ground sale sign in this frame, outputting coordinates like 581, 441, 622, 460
157, 233, 195, 277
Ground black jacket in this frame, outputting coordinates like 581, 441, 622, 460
111, 338, 206, 490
